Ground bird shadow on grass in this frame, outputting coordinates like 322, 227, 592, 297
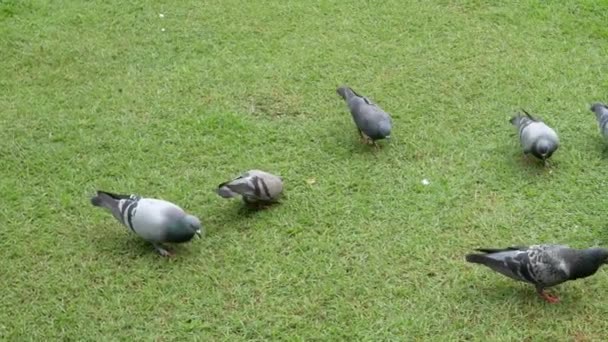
91, 229, 197, 261
468, 282, 588, 312
92, 233, 158, 259
501, 145, 556, 177
344, 135, 395, 158
210, 200, 284, 233
595, 140, 608, 159
322, 122, 385, 157
471, 283, 540, 305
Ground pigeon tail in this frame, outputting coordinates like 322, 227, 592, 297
217, 184, 238, 198
591, 103, 608, 121
217, 177, 254, 198
474, 246, 524, 254
336, 85, 362, 101
90, 190, 129, 207
465, 253, 490, 265
90, 196, 103, 207
521, 109, 537, 121
336, 85, 351, 100
590, 102, 608, 113
509, 114, 522, 126
465, 253, 509, 271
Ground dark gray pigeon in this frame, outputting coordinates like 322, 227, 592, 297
217, 170, 283, 206
336, 85, 392, 147
590, 102, 608, 141
465, 244, 608, 303
510, 109, 559, 162
91, 190, 203, 256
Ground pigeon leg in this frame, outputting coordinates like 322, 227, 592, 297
358, 130, 368, 144
257, 202, 273, 209
357, 131, 373, 145
243, 197, 260, 207
243, 197, 271, 210
249, 201, 274, 210
153, 243, 173, 257
536, 287, 560, 303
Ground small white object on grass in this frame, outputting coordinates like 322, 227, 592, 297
161, 28, 166, 32
421, 179, 430, 186
159, 13, 165, 18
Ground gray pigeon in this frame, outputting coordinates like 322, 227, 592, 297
510, 109, 559, 162
91, 190, 203, 256
465, 244, 608, 303
590, 102, 608, 141
336, 85, 392, 146
217, 170, 283, 206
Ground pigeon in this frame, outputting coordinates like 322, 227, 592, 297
336, 85, 392, 147
465, 244, 608, 303
216, 170, 283, 206
90, 190, 203, 256
590, 102, 608, 141
510, 109, 559, 162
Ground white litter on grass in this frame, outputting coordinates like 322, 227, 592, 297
421, 179, 430, 186
159, 13, 165, 18
161, 28, 166, 32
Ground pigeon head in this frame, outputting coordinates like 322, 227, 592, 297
569, 248, 608, 280
586, 248, 608, 264
182, 214, 203, 238
165, 214, 203, 243
377, 118, 392, 140
532, 139, 557, 160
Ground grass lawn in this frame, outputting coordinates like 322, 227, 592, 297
3, 0, 608, 340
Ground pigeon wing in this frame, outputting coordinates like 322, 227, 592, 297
527, 245, 570, 287
466, 247, 538, 284
129, 198, 185, 242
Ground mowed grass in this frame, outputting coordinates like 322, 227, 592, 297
2, 0, 608, 339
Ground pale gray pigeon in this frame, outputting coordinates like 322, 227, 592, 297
590, 102, 608, 141
466, 244, 608, 303
217, 170, 283, 206
510, 109, 559, 162
336, 85, 392, 146
91, 190, 203, 256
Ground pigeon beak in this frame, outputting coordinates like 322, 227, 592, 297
195, 230, 202, 239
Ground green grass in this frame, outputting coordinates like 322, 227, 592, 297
3, 0, 608, 340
